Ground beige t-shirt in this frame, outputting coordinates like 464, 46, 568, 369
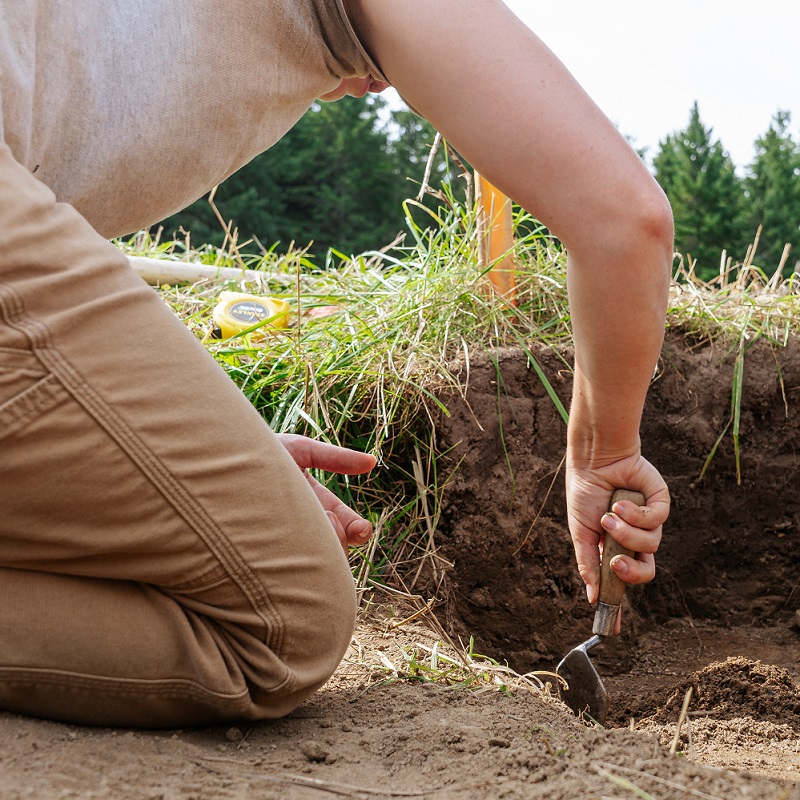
0, 0, 384, 238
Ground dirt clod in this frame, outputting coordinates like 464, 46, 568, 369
224, 726, 244, 742
299, 739, 329, 762
644, 657, 800, 727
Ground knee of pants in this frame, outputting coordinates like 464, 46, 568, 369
198, 479, 360, 721
245, 552, 358, 720
168, 546, 358, 724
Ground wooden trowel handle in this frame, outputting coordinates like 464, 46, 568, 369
594, 489, 646, 635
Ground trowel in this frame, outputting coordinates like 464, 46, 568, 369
556, 489, 646, 724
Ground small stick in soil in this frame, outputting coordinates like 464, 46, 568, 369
388, 596, 437, 630
670, 686, 694, 755
513, 453, 565, 555
236, 725, 254, 750
595, 761, 725, 800
232, 771, 496, 799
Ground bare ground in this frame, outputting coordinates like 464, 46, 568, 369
0, 606, 796, 799
3, 331, 800, 798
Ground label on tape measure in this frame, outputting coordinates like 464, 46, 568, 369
228, 301, 270, 325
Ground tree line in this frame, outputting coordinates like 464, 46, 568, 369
654, 103, 800, 280
159, 99, 800, 282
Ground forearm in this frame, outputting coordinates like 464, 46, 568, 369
562, 231, 671, 598
566, 224, 672, 471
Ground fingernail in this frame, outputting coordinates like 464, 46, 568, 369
601, 513, 617, 531
610, 555, 627, 575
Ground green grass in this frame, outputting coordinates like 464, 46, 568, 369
120, 194, 574, 591
672, 239, 799, 484
118, 199, 800, 591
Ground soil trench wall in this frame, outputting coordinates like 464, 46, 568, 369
429, 331, 800, 674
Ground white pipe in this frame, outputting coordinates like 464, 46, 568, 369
127, 255, 266, 285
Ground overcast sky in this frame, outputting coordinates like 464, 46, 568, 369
500, 0, 799, 172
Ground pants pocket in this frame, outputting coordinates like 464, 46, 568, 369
0, 347, 68, 443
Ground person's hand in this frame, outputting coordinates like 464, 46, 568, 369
276, 433, 377, 555
566, 451, 670, 614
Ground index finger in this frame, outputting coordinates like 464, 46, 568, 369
611, 496, 669, 531
278, 433, 377, 475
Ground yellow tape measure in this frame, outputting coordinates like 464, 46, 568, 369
212, 292, 289, 339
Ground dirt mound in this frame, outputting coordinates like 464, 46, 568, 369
644, 657, 800, 726
627, 655, 800, 780
613, 655, 800, 729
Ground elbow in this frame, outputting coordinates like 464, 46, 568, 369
637, 182, 674, 271
596, 176, 675, 288
559, 167, 675, 281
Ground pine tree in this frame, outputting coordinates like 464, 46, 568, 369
744, 111, 800, 272
653, 102, 746, 280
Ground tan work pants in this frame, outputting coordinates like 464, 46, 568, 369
0, 143, 356, 727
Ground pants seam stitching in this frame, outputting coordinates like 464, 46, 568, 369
0, 373, 69, 442
0, 667, 252, 701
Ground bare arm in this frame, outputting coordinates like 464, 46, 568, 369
346, 0, 672, 602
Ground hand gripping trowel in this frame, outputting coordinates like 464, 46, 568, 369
556, 489, 646, 724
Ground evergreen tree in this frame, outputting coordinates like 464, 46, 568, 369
744, 111, 800, 272
653, 102, 746, 280
157, 96, 444, 260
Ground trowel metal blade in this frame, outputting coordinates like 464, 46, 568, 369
556, 635, 609, 725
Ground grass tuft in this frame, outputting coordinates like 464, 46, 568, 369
119, 193, 572, 595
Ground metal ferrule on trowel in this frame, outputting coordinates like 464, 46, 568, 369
556, 489, 646, 725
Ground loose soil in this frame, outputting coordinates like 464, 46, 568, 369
3, 329, 800, 798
